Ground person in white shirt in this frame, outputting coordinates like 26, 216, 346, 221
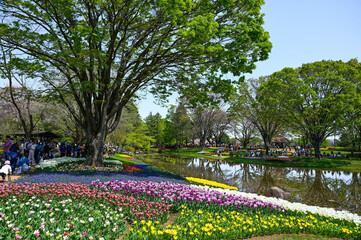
28, 140, 37, 165
0, 160, 12, 182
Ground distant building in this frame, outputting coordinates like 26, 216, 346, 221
271, 135, 290, 148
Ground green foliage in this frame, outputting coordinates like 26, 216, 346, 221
0, 0, 271, 107
162, 119, 177, 145
0, 0, 271, 164
144, 112, 166, 146
321, 139, 329, 148
219, 133, 231, 144
231, 78, 288, 152
249, 137, 264, 145
108, 102, 154, 151
262, 59, 361, 158
167, 102, 192, 147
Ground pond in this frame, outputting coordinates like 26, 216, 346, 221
136, 154, 361, 215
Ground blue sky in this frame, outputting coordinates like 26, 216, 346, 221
137, 0, 361, 118
1, 0, 360, 119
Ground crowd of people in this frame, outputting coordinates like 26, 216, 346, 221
0, 135, 94, 182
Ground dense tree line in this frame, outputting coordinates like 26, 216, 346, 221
0, 0, 271, 166
0, 0, 359, 160
2, 59, 361, 159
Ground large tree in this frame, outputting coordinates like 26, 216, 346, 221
231, 116, 257, 149
0, 44, 49, 139
189, 106, 217, 151
144, 112, 166, 147
0, 0, 271, 166
210, 110, 231, 146
168, 102, 192, 149
262, 59, 361, 159
232, 78, 286, 154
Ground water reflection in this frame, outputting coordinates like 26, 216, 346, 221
136, 154, 361, 215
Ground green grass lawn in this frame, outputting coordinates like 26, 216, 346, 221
159, 147, 361, 173
106, 153, 141, 164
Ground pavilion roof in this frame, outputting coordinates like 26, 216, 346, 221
14, 131, 63, 139
271, 135, 290, 143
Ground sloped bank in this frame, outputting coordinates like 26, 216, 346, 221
0, 155, 360, 239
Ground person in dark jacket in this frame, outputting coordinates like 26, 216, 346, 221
60, 143, 67, 157
9, 141, 21, 173
66, 143, 72, 157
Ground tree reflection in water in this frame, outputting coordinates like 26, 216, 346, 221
136, 154, 361, 215
303, 170, 334, 206
341, 172, 361, 212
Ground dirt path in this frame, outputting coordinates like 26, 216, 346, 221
246, 234, 342, 240
1, 174, 23, 183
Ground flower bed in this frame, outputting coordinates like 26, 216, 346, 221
117, 154, 132, 157
35, 157, 84, 169
14, 172, 188, 185
122, 165, 142, 172
56, 163, 124, 173
3, 155, 361, 239
192, 185, 361, 225
91, 180, 285, 213
127, 205, 361, 240
0, 183, 173, 239
186, 177, 238, 190
51, 161, 140, 173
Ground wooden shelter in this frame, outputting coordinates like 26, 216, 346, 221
271, 135, 290, 148
14, 131, 63, 140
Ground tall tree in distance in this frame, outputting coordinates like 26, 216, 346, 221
108, 102, 154, 152
210, 110, 231, 146
189, 106, 217, 151
0, 0, 271, 166
144, 112, 166, 147
168, 102, 192, 149
231, 116, 257, 149
232, 78, 286, 154
263, 59, 361, 159
0, 44, 49, 139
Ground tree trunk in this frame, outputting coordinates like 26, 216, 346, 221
200, 134, 206, 152
86, 130, 107, 167
261, 134, 272, 155
311, 140, 322, 159
242, 138, 250, 149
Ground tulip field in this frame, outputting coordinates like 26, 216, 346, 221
1, 157, 361, 239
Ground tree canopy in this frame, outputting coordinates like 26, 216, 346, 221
231, 77, 287, 154
262, 59, 361, 158
0, 0, 271, 165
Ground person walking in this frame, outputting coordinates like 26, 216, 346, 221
0, 136, 12, 161
18, 141, 24, 159
9, 141, 21, 173
60, 143, 66, 157
28, 140, 36, 165
66, 143, 72, 157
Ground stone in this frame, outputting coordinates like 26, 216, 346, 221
280, 187, 295, 192
265, 187, 284, 199
283, 192, 291, 199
